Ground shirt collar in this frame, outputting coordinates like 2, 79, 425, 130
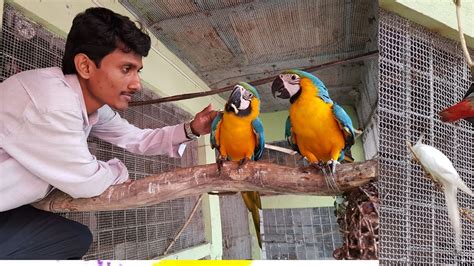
64, 74, 99, 126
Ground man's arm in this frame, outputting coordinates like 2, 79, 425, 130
90, 105, 189, 157
90, 104, 218, 157
2, 108, 129, 198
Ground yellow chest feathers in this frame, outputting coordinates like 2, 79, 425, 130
289, 81, 345, 162
219, 112, 257, 160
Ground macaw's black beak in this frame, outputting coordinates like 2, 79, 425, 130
271, 77, 290, 99
226, 88, 241, 113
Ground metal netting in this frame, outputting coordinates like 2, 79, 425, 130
219, 194, 253, 259
0, 5, 64, 80
379, 10, 474, 264
263, 207, 342, 260
1, 4, 206, 259
260, 141, 343, 260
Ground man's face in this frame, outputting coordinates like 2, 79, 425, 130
86, 48, 143, 111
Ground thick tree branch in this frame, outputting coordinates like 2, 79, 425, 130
32, 160, 378, 212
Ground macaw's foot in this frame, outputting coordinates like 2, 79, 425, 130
309, 161, 325, 171
216, 157, 225, 174
327, 160, 340, 175
325, 160, 341, 192
238, 157, 250, 168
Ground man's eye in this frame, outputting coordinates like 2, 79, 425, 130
122, 66, 131, 73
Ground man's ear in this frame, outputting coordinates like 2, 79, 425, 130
74, 53, 94, 79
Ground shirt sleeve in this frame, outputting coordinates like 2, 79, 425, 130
90, 105, 191, 157
2, 108, 129, 199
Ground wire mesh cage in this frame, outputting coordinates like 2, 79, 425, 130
260, 141, 343, 260
0, 4, 206, 259
379, 10, 474, 264
219, 193, 253, 259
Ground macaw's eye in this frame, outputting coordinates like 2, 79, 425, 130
243, 91, 253, 100
291, 75, 297, 80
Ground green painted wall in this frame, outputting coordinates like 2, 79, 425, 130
380, 0, 474, 48
0, 0, 4, 31
261, 195, 336, 209
259, 111, 289, 143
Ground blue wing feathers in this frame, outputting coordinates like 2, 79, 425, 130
285, 116, 291, 143
251, 118, 265, 161
210, 112, 223, 150
285, 116, 300, 153
332, 103, 355, 150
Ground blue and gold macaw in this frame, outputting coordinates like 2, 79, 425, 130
210, 82, 265, 248
271, 69, 355, 173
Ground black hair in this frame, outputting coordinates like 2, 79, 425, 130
62, 7, 151, 74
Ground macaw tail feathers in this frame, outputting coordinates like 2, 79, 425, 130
439, 99, 474, 123
343, 153, 354, 163
337, 150, 354, 163
241, 191, 262, 249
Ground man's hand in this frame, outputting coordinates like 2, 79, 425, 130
190, 104, 219, 136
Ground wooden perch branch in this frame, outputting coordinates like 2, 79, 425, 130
32, 160, 378, 212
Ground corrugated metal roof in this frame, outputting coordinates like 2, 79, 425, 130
121, 0, 377, 112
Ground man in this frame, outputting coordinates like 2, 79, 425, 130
0, 7, 217, 259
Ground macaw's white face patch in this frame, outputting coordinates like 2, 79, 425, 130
280, 73, 301, 97
230, 85, 251, 114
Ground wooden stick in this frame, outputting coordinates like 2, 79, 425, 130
129, 51, 378, 107
264, 144, 297, 155
32, 160, 378, 212
454, 0, 474, 73
163, 195, 203, 255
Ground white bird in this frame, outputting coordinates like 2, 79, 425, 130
408, 136, 474, 253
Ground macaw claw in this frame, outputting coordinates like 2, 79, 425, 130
216, 156, 225, 174
310, 161, 325, 170
238, 157, 249, 167
328, 159, 340, 174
